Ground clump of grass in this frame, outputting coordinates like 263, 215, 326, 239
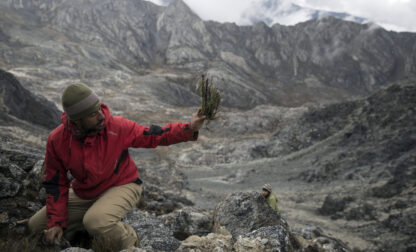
196, 74, 221, 126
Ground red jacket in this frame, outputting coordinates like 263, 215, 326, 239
43, 103, 197, 229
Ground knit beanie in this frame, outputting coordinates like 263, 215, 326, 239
62, 83, 101, 121
262, 184, 272, 193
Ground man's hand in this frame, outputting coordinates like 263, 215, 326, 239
45, 226, 63, 244
190, 108, 206, 132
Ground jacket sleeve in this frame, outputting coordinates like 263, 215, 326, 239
122, 119, 198, 148
43, 135, 70, 229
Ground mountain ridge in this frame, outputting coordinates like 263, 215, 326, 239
1, 0, 415, 110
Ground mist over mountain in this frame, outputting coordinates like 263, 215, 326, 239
155, 0, 369, 26
241, 0, 368, 26
0, 0, 415, 251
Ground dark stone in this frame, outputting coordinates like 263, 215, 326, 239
0, 175, 21, 198
0, 69, 61, 129
344, 203, 377, 221
160, 207, 213, 239
406, 244, 416, 252
213, 191, 286, 239
394, 200, 408, 209
318, 195, 353, 216
250, 145, 270, 159
138, 183, 193, 215
123, 209, 181, 251
383, 209, 416, 236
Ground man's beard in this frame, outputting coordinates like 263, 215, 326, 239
82, 120, 105, 134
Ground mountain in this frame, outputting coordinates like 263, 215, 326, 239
0, 0, 415, 111
0, 0, 416, 250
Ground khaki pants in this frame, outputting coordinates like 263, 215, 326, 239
28, 183, 142, 250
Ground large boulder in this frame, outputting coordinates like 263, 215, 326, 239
213, 191, 287, 239
123, 209, 181, 251
160, 207, 213, 240
318, 194, 354, 217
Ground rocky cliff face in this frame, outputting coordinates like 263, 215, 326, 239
1, 0, 416, 110
0, 69, 61, 129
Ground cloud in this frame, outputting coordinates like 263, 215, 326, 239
292, 0, 416, 32
145, 0, 416, 32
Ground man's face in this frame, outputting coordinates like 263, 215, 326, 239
262, 189, 270, 197
75, 107, 105, 133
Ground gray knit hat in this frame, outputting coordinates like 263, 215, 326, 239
262, 184, 272, 192
62, 83, 101, 120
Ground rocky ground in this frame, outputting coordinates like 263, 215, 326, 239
1, 69, 415, 251
178, 78, 416, 251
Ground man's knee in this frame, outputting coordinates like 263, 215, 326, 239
82, 211, 112, 235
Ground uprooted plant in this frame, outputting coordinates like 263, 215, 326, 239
196, 74, 221, 127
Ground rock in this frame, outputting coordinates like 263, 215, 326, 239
0, 212, 8, 224
406, 244, 416, 252
0, 150, 44, 234
160, 207, 213, 240
137, 183, 193, 215
213, 192, 286, 239
373, 153, 416, 198
234, 225, 294, 252
296, 226, 324, 240
383, 209, 416, 236
344, 203, 377, 221
393, 200, 408, 209
22, 160, 46, 202
123, 209, 181, 251
292, 226, 351, 252
0, 69, 61, 129
0, 174, 21, 198
176, 233, 233, 252
308, 236, 350, 252
7, 164, 26, 181
318, 195, 354, 216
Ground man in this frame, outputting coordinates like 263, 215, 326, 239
262, 184, 279, 213
28, 83, 206, 250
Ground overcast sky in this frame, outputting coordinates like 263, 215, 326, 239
147, 0, 416, 32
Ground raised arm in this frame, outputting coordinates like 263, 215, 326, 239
123, 109, 205, 148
